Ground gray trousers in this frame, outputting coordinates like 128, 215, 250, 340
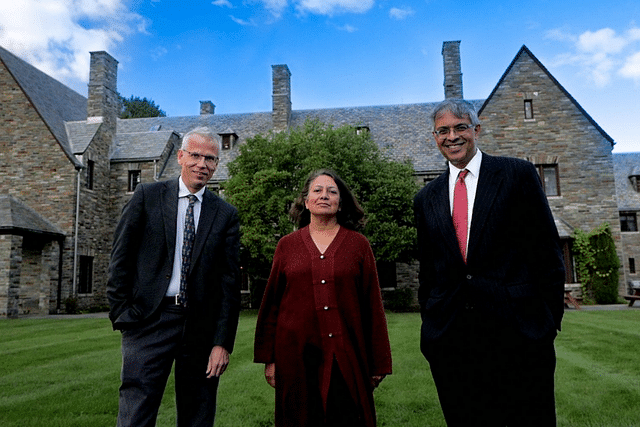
117, 302, 219, 427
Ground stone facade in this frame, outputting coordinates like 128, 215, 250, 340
478, 47, 621, 286
0, 41, 637, 316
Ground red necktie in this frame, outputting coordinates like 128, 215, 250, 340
453, 169, 469, 263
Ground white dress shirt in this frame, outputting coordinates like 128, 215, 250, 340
166, 177, 205, 297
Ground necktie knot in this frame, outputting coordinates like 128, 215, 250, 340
458, 169, 469, 181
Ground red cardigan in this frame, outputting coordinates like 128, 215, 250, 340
254, 226, 392, 427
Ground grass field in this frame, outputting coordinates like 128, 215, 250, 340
1, 309, 639, 426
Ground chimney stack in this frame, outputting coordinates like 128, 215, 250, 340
272, 65, 291, 132
200, 100, 215, 115
87, 51, 118, 122
442, 41, 463, 99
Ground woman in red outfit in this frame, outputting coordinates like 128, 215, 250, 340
254, 169, 392, 427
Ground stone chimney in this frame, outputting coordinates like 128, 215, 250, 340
200, 100, 215, 115
87, 51, 118, 123
442, 41, 463, 99
272, 64, 291, 132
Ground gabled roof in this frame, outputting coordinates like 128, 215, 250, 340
66, 120, 101, 154
0, 46, 86, 168
111, 130, 179, 162
479, 45, 614, 146
613, 152, 640, 211
0, 195, 65, 238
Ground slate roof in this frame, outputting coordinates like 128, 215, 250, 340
0, 46, 87, 168
112, 130, 179, 161
613, 153, 640, 211
65, 120, 101, 154
0, 195, 65, 237
111, 100, 485, 180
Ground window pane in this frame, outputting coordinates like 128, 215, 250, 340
524, 99, 533, 119
543, 166, 558, 196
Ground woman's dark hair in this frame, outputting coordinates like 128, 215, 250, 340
289, 169, 366, 231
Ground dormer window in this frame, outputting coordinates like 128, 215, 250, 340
629, 174, 640, 192
219, 131, 238, 150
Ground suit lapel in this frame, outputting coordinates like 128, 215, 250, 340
161, 179, 179, 256
429, 171, 462, 259
468, 154, 503, 261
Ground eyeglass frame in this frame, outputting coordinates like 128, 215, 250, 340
181, 149, 220, 167
433, 123, 478, 138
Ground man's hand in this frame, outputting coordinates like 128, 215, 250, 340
206, 346, 229, 378
265, 362, 276, 388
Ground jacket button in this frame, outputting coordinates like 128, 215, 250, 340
321, 280, 326, 284
324, 306, 329, 310
466, 274, 472, 280
328, 333, 333, 338
320, 255, 325, 259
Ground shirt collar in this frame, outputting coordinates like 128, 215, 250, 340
178, 176, 205, 202
448, 149, 482, 179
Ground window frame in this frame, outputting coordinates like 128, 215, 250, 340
620, 211, 638, 232
128, 170, 141, 192
536, 164, 560, 196
78, 255, 94, 294
86, 160, 94, 190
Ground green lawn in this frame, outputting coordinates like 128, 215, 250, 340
1, 309, 639, 426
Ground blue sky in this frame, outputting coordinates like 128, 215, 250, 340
1, 0, 639, 152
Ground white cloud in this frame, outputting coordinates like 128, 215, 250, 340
294, 0, 374, 16
230, 15, 258, 26
577, 28, 626, 54
0, 0, 146, 89
620, 51, 640, 79
389, 7, 414, 20
547, 26, 640, 87
212, 0, 233, 7
337, 24, 357, 33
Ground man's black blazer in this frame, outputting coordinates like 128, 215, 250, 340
414, 153, 565, 351
107, 178, 241, 352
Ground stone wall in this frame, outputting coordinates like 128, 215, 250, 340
0, 57, 78, 314
479, 49, 623, 291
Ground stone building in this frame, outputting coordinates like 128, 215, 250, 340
0, 41, 635, 316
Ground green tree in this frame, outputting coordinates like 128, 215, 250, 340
119, 95, 166, 119
223, 119, 419, 284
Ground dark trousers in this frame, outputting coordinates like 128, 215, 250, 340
117, 302, 219, 427
425, 307, 557, 427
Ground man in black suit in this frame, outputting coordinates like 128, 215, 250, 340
108, 126, 241, 427
414, 99, 565, 426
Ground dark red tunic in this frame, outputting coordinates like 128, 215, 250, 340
254, 226, 392, 427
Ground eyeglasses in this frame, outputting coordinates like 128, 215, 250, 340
182, 150, 219, 166
434, 123, 477, 138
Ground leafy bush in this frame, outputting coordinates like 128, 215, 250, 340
572, 223, 621, 304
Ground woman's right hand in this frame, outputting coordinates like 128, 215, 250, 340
265, 363, 276, 388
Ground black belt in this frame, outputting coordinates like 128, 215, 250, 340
163, 295, 186, 307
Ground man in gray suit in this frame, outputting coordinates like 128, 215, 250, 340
414, 100, 565, 426
108, 126, 241, 427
